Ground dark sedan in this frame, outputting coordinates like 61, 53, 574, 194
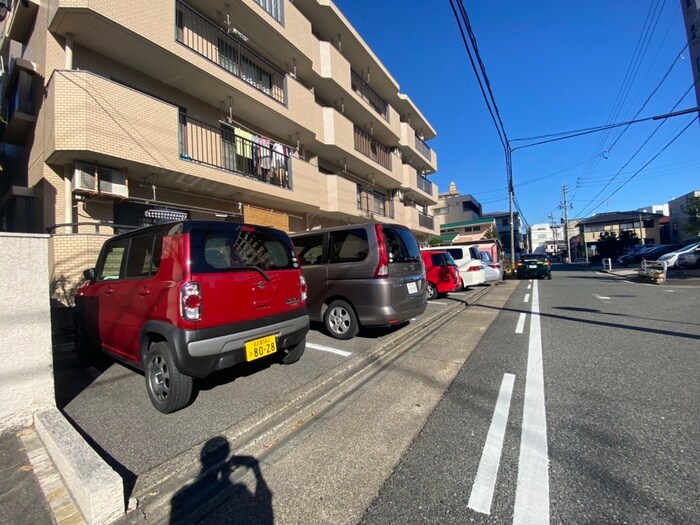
516, 253, 552, 279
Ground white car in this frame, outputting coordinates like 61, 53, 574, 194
479, 251, 503, 282
656, 242, 700, 268
421, 245, 486, 289
677, 245, 700, 269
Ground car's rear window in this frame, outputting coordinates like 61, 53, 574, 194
383, 226, 421, 263
190, 224, 297, 273
521, 254, 547, 262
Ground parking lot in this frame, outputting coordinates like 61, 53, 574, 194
53, 286, 493, 484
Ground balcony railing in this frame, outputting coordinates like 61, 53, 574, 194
417, 174, 434, 196
253, 0, 283, 23
179, 113, 292, 189
415, 133, 432, 161
351, 70, 389, 122
418, 211, 434, 230
353, 126, 392, 170
175, 1, 286, 104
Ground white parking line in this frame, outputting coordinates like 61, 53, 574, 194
468, 373, 516, 515
515, 313, 526, 334
523, 294, 530, 303
514, 279, 550, 525
429, 301, 449, 306
306, 343, 352, 357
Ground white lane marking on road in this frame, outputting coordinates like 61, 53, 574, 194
515, 313, 527, 334
664, 290, 676, 293
524, 294, 530, 303
429, 301, 449, 306
306, 343, 352, 357
594, 294, 611, 300
514, 279, 550, 525
527, 284, 532, 290
468, 373, 516, 515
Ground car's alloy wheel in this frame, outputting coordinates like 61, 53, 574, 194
324, 299, 359, 340
426, 282, 438, 301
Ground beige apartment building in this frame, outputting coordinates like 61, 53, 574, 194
0, 0, 439, 305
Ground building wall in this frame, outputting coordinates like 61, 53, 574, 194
0, 233, 54, 431
669, 190, 700, 243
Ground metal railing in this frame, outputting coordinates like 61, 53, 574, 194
357, 189, 394, 219
175, 1, 286, 104
353, 126, 392, 170
351, 70, 389, 122
179, 114, 292, 189
418, 212, 434, 230
417, 174, 433, 195
414, 133, 432, 161
253, 0, 283, 23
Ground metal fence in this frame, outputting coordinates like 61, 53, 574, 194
179, 114, 292, 189
414, 133, 432, 161
417, 174, 434, 195
353, 126, 392, 170
418, 212, 434, 230
357, 188, 394, 219
351, 70, 389, 122
175, 1, 286, 104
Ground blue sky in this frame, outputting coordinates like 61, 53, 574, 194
333, 0, 699, 228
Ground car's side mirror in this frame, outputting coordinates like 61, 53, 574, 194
83, 268, 96, 281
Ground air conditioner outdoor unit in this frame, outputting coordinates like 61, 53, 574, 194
72, 164, 97, 193
73, 163, 128, 198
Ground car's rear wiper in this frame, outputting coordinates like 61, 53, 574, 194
222, 265, 271, 281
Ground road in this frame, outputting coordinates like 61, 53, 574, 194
363, 267, 699, 524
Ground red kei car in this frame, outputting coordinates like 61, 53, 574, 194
75, 220, 309, 413
420, 250, 460, 300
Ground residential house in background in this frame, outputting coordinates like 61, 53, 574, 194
573, 211, 665, 260
669, 190, 700, 243
438, 217, 498, 245
432, 181, 482, 227
0, 0, 439, 305
482, 211, 523, 257
528, 222, 565, 257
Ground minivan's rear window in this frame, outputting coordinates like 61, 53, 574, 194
190, 224, 297, 273
383, 226, 421, 263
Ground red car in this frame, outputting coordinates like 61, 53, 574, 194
75, 220, 309, 413
420, 250, 460, 300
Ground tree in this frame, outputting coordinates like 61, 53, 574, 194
482, 226, 500, 241
684, 196, 700, 237
618, 229, 640, 252
596, 231, 619, 259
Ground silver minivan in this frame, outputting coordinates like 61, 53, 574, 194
291, 223, 427, 339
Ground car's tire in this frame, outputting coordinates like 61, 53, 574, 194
145, 342, 193, 414
280, 338, 306, 364
547, 273, 552, 280
426, 282, 438, 301
324, 300, 359, 340
458, 278, 465, 291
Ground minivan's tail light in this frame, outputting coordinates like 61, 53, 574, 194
181, 282, 202, 321
374, 224, 389, 278
467, 265, 482, 271
300, 274, 308, 303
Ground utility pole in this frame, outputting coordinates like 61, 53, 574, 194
549, 211, 558, 258
507, 147, 515, 270
560, 184, 571, 263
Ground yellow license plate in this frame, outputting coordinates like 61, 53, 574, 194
245, 335, 277, 361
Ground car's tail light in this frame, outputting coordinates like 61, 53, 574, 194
181, 282, 202, 321
374, 224, 389, 277
299, 274, 308, 303
489, 263, 501, 269
467, 265, 482, 271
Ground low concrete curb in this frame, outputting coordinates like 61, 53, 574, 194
35, 408, 124, 525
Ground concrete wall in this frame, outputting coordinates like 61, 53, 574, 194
0, 233, 54, 431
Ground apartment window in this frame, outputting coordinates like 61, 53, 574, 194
501, 218, 509, 227
254, 0, 283, 23
373, 191, 386, 216
643, 219, 654, 228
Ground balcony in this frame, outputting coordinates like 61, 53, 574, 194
357, 187, 394, 220
351, 70, 389, 122
43, 71, 324, 213
405, 205, 436, 235
253, 0, 283, 23
180, 114, 293, 190
354, 126, 391, 170
176, 1, 285, 105
399, 165, 437, 206
1, 58, 37, 146
6, 0, 40, 44
49, 1, 318, 142
399, 121, 438, 174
